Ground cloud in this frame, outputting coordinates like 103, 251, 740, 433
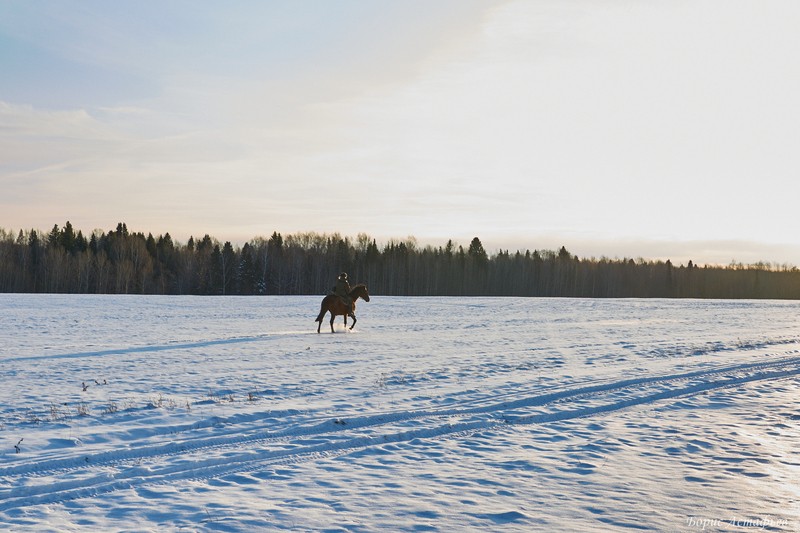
1, 0, 799, 264
283, 0, 800, 249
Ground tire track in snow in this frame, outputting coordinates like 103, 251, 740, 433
2, 354, 800, 512
5, 353, 800, 479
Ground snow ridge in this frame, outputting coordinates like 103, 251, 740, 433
3, 353, 800, 513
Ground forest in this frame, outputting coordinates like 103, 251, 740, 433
1, 222, 800, 299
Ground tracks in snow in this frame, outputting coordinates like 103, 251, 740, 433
2, 354, 800, 512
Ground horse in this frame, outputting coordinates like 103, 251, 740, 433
315, 284, 370, 333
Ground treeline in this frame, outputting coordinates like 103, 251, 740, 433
1, 222, 799, 299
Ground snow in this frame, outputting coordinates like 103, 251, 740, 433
1, 294, 800, 531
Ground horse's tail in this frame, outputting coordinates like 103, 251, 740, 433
315, 300, 327, 323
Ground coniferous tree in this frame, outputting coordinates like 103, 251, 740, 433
2, 222, 800, 298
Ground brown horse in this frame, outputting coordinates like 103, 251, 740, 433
315, 284, 370, 333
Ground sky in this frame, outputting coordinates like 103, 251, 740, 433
1, 0, 799, 266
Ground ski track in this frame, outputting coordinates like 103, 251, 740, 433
3, 350, 800, 513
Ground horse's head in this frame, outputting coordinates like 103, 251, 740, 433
352, 284, 370, 302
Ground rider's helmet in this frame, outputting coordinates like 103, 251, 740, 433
339, 272, 348, 280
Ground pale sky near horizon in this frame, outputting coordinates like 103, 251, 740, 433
1, 1, 799, 266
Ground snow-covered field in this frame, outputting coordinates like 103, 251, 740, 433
1, 295, 800, 532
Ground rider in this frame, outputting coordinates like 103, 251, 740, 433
333, 272, 353, 315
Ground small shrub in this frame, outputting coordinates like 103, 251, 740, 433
149, 394, 165, 409
49, 403, 69, 421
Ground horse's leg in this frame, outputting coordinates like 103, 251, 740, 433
329, 313, 336, 333
349, 314, 357, 330
316, 300, 330, 334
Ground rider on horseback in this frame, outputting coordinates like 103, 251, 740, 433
316, 275, 369, 333
333, 272, 353, 316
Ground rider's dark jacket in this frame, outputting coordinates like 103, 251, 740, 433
334, 278, 351, 299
